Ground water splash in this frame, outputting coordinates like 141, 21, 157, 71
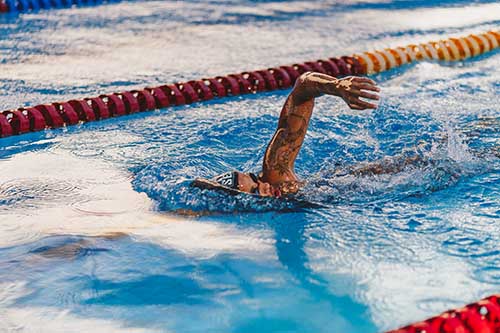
304, 133, 493, 205
133, 130, 496, 213
133, 165, 309, 213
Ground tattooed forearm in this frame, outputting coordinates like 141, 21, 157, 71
264, 130, 299, 175
261, 72, 379, 185
264, 111, 308, 176
293, 72, 354, 105
262, 72, 345, 182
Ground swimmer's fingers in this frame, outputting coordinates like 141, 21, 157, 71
353, 77, 377, 85
348, 104, 365, 110
337, 76, 379, 109
355, 83, 380, 92
347, 95, 378, 109
350, 89, 380, 101
351, 77, 380, 93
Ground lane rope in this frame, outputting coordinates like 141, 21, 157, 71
0, 0, 120, 13
0, 24, 498, 333
0, 30, 498, 138
385, 294, 500, 333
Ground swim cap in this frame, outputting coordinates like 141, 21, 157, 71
212, 171, 239, 190
191, 172, 242, 196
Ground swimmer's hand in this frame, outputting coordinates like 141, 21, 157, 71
295, 72, 380, 110
335, 76, 380, 110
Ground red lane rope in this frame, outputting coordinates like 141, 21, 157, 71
0, 0, 9, 12
0, 30, 498, 139
386, 294, 500, 333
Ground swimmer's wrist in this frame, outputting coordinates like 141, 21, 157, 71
330, 83, 342, 97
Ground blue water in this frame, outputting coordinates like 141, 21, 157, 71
0, 1, 499, 332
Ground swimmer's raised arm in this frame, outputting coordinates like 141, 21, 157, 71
292, 72, 380, 109
261, 72, 380, 188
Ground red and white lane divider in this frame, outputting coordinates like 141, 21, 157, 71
386, 294, 500, 333
0, 30, 498, 138
355, 31, 500, 74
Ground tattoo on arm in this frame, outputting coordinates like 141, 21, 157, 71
264, 107, 309, 176
263, 72, 346, 180
262, 72, 378, 183
292, 72, 353, 105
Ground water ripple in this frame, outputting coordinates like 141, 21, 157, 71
0, 178, 81, 210
0, 1, 499, 331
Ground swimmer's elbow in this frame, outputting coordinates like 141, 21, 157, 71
294, 72, 315, 91
291, 72, 319, 104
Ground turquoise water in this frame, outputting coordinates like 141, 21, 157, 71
0, 1, 499, 332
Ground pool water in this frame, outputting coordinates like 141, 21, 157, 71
0, 1, 499, 332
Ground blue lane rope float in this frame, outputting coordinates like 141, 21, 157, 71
0, 30, 498, 138
0, 0, 120, 13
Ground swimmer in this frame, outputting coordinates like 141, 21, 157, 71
193, 71, 380, 198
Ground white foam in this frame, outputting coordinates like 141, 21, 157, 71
0, 150, 274, 260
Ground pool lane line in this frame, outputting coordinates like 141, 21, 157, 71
0, 30, 498, 139
385, 294, 500, 333
0, 0, 8, 12
356, 31, 500, 74
0, 0, 120, 13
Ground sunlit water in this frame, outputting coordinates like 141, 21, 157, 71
0, 1, 499, 332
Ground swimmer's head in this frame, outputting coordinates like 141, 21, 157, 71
194, 171, 281, 198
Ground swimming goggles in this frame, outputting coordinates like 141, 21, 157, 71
212, 171, 261, 195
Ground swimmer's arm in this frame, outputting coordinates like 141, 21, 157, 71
349, 155, 425, 176
292, 72, 380, 109
261, 72, 379, 184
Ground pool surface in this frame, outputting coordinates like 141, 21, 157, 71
1, 1, 499, 332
